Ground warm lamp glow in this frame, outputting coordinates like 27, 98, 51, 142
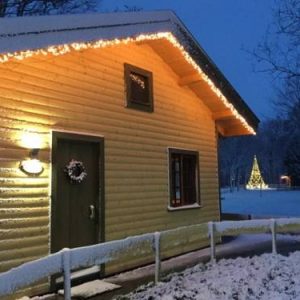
20, 159, 44, 175
21, 132, 43, 149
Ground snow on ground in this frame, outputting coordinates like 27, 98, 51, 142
222, 189, 300, 217
117, 251, 300, 300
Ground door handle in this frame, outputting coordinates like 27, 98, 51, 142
89, 205, 96, 220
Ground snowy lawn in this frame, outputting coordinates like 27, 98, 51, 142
117, 252, 300, 300
222, 189, 300, 217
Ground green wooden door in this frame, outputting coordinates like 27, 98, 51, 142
51, 132, 104, 253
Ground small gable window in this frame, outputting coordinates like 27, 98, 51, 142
124, 63, 153, 112
169, 148, 200, 209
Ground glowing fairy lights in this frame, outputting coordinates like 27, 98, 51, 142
163, 33, 256, 135
0, 32, 255, 134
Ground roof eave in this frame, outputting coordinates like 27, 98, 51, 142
0, 10, 259, 134
168, 16, 259, 133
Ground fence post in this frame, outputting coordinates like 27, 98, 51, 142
62, 248, 71, 300
208, 221, 216, 262
154, 232, 161, 284
270, 219, 277, 254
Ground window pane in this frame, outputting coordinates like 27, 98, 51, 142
169, 150, 199, 208
130, 72, 149, 105
172, 155, 181, 206
124, 64, 153, 113
182, 155, 196, 205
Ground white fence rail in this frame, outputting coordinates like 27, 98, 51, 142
1, 218, 300, 299
0, 233, 154, 300
209, 218, 300, 260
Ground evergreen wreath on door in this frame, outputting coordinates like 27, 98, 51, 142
64, 159, 88, 184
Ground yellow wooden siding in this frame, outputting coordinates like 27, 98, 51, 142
0, 42, 220, 296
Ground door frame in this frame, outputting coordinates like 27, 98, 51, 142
50, 131, 105, 286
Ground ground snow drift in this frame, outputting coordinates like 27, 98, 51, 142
118, 252, 300, 300
222, 190, 300, 217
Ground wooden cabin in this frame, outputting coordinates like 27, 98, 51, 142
0, 11, 259, 297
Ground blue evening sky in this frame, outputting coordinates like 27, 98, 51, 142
100, 0, 277, 120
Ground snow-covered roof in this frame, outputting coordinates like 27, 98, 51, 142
0, 10, 259, 134
0, 11, 178, 54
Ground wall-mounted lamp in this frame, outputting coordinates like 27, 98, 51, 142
21, 132, 43, 149
20, 148, 44, 176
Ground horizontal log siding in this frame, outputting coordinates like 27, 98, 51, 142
0, 43, 219, 295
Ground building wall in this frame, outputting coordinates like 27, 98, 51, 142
0, 42, 220, 296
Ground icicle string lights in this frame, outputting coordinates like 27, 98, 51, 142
0, 32, 255, 134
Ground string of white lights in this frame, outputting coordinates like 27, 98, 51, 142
0, 32, 255, 134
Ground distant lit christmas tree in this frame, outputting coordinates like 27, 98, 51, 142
246, 155, 268, 190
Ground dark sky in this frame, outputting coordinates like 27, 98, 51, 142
101, 0, 276, 120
